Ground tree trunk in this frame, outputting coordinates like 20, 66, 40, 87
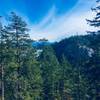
1, 65, 4, 100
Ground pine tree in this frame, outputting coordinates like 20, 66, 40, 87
86, 0, 100, 99
0, 16, 5, 100
39, 46, 60, 100
4, 12, 30, 100
59, 55, 73, 100
21, 47, 42, 100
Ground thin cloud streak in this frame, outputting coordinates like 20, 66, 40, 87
30, 0, 96, 42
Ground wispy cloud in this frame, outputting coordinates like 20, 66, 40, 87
30, 0, 96, 42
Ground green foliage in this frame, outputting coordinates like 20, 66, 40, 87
0, 4, 100, 99
39, 46, 60, 100
0, 12, 42, 100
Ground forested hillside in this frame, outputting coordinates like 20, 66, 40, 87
52, 33, 100, 100
0, 0, 100, 100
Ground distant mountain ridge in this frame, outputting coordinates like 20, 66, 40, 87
32, 40, 51, 48
52, 33, 100, 66
33, 33, 100, 67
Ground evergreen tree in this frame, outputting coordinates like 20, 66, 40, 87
39, 46, 60, 100
86, 0, 100, 99
59, 55, 73, 100
4, 12, 30, 100
0, 16, 4, 100
3, 12, 44, 100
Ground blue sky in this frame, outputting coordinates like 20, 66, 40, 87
0, 0, 96, 41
